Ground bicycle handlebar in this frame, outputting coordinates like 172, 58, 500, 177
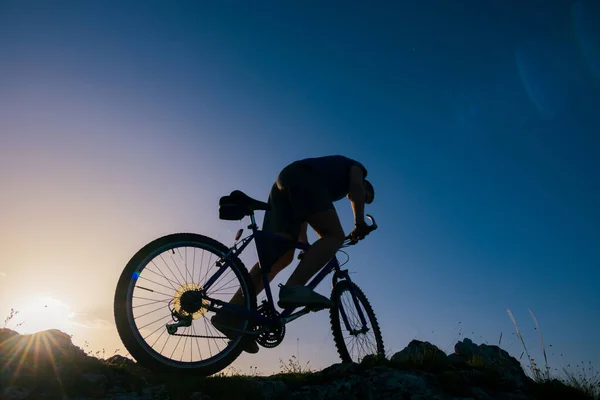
344, 214, 378, 246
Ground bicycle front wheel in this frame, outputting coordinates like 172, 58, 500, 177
113, 233, 256, 376
329, 280, 384, 363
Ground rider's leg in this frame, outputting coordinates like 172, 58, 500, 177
210, 232, 296, 355
250, 237, 296, 294
285, 209, 345, 286
270, 164, 345, 308
227, 232, 296, 306
277, 209, 344, 309
229, 217, 311, 305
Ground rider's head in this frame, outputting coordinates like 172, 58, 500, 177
364, 179, 374, 204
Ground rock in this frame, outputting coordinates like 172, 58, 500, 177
104, 354, 136, 367
360, 353, 389, 369
454, 338, 531, 390
316, 361, 361, 378
81, 373, 109, 398
189, 391, 213, 400
0, 330, 589, 399
286, 367, 432, 400
446, 353, 468, 368
1, 386, 34, 400
0, 329, 19, 343
254, 379, 287, 399
390, 340, 449, 371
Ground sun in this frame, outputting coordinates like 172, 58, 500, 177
12, 296, 74, 334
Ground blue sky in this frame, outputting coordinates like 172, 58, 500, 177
1, 0, 598, 376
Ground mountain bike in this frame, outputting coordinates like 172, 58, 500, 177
114, 190, 384, 376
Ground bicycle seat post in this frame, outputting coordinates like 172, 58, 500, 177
249, 213, 258, 230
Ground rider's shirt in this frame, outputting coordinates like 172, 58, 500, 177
295, 155, 368, 202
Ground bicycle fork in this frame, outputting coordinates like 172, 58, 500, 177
333, 270, 370, 335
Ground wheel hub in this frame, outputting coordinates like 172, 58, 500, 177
173, 283, 208, 320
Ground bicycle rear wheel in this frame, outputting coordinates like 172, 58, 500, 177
329, 280, 384, 363
113, 233, 256, 376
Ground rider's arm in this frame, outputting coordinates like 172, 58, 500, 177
348, 166, 366, 226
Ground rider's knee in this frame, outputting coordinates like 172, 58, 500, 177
307, 209, 344, 245
324, 231, 345, 248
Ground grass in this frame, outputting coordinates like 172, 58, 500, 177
215, 364, 263, 377
561, 362, 600, 399
79, 340, 121, 360
507, 307, 600, 399
3, 308, 25, 329
506, 308, 551, 382
278, 355, 314, 374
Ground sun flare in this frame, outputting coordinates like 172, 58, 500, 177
12, 296, 74, 334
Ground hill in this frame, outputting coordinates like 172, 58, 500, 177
0, 328, 593, 399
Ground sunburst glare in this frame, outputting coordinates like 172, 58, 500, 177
14, 296, 74, 334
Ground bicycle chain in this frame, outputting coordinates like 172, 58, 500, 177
169, 326, 266, 339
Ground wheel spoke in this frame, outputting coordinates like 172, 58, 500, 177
192, 248, 197, 288
158, 254, 184, 288
193, 324, 203, 360
175, 247, 191, 283
147, 261, 179, 290
132, 296, 171, 305
137, 312, 171, 331
138, 275, 177, 292
210, 273, 238, 294
199, 251, 214, 287
142, 267, 181, 289
136, 304, 169, 319
171, 334, 184, 360
169, 248, 189, 284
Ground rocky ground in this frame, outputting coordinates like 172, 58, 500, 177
0, 328, 593, 400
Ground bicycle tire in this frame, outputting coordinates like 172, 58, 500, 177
329, 280, 384, 363
113, 233, 257, 376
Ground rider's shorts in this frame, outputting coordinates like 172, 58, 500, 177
260, 162, 334, 268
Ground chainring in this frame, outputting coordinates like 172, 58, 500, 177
254, 303, 285, 348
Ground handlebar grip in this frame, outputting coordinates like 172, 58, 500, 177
345, 214, 378, 244
366, 214, 378, 230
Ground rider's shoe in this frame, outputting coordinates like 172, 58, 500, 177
277, 284, 334, 310
211, 308, 259, 354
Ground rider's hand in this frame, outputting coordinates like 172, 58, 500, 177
350, 221, 370, 242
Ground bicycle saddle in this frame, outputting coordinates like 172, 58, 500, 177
219, 190, 271, 220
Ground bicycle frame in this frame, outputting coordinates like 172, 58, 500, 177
201, 212, 369, 333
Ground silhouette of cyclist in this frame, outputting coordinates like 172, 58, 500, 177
212, 155, 374, 353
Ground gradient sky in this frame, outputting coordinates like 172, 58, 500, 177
1, 0, 599, 376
